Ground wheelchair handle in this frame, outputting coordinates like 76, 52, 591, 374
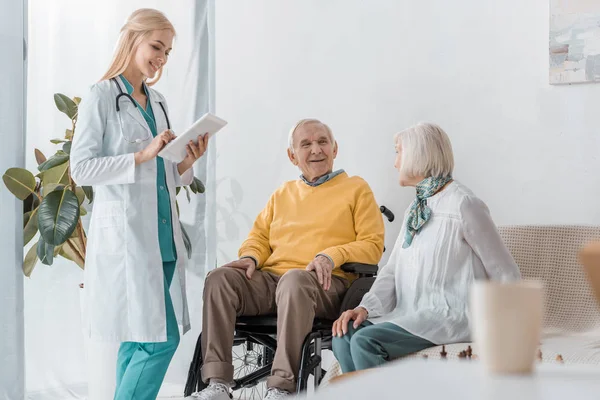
380, 205, 395, 222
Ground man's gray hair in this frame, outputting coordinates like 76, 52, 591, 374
288, 119, 335, 153
394, 122, 454, 178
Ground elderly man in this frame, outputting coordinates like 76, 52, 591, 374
195, 119, 385, 400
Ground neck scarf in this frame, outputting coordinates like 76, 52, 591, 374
403, 176, 453, 248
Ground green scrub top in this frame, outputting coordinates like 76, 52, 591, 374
120, 75, 177, 262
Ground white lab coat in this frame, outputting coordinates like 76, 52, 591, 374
70, 77, 194, 342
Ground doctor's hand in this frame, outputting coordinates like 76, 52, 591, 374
177, 133, 209, 174
306, 255, 334, 291
332, 307, 368, 337
135, 130, 176, 165
221, 257, 256, 280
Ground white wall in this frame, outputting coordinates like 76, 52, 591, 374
0, 2, 26, 399
215, 0, 600, 266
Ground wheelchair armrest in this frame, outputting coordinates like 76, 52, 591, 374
339, 276, 376, 312
340, 262, 378, 276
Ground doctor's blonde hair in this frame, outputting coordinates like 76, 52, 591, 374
100, 8, 175, 86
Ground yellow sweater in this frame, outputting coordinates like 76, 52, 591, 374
238, 172, 385, 281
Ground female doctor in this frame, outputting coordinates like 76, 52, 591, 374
70, 9, 208, 400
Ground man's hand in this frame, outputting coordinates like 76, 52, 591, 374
221, 258, 256, 279
306, 255, 334, 291
332, 307, 368, 337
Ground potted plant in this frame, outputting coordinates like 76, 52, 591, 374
2, 93, 204, 277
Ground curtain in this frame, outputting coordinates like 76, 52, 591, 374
24, 1, 215, 398
0, 1, 27, 399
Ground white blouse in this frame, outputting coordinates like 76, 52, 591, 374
359, 181, 521, 345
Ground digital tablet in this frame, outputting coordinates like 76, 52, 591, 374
158, 113, 227, 162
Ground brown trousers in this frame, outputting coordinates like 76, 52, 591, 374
201, 267, 347, 392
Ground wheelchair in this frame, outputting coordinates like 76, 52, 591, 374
184, 262, 378, 399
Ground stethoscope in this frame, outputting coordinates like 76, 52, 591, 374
111, 77, 171, 144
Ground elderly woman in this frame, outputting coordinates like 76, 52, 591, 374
331, 122, 521, 373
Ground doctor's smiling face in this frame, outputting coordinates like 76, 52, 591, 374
132, 29, 174, 80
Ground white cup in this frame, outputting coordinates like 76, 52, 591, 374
470, 280, 544, 374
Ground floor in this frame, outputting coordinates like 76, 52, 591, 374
161, 381, 269, 400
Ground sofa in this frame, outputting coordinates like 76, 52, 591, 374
322, 225, 600, 385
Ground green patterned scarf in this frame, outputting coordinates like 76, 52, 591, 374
403, 176, 453, 248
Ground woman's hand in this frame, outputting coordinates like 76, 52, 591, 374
135, 129, 176, 165
332, 307, 368, 337
178, 133, 209, 174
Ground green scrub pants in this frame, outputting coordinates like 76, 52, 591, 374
114, 261, 179, 400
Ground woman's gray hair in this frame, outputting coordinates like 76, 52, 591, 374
394, 122, 454, 178
288, 119, 335, 153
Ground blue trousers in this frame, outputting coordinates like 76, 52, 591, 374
332, 321, 434, 373
114, 261, 180, 400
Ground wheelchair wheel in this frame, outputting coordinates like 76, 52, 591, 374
232, 339, 273, 400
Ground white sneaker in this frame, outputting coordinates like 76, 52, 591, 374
190, 383, 232, 400
264, 388, 292, 399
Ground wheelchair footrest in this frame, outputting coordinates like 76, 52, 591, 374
232, 364, 272, 390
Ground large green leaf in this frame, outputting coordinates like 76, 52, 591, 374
40, 162, 69, 186
37, 237, 54, 266
75, 187, 85, 204
23, 208, 39, 245
69, 226, 79, 238
54, 93, 78, 120
23, 192, 40, 213
62, 141, 72, 155
23, 211, 31, 227
23, 243, 38, 277
37, 189, 80, 246
60, 239, 84, 269
180, 222, 192, 259
190, 177, 205, 194
82, 186, 94, 204
38, 152, 69, 172
34, 149, 47, 165
42, 183, 65, 197
57, 244, 72, 262
2, 168, 36, 200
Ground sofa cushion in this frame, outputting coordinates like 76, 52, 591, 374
498, 226, 600, 332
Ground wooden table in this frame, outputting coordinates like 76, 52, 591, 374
310, 359, 600, 399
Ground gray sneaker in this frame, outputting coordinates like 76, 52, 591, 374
190, 383, 232, 400
263, 388, 291, 399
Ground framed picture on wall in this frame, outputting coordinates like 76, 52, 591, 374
550, 0, 600, 84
